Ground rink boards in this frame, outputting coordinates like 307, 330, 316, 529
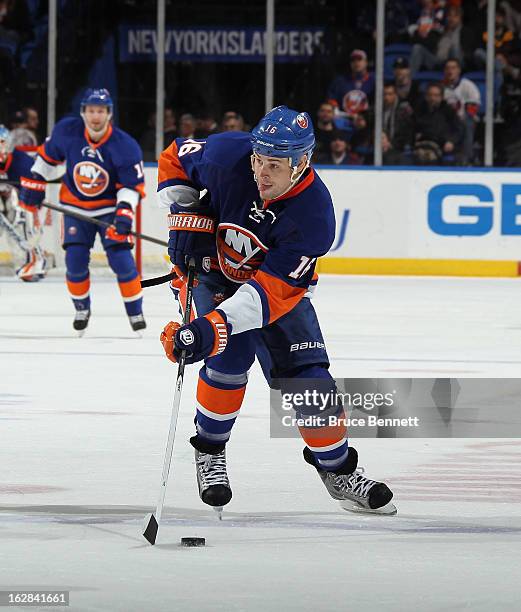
139, 164, 521, 277
2, 165, 521, 277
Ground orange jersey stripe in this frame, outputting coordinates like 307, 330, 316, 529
197, 377, 246, 415
84, 124, 113, 149
37, 144, 62, 165
66, 278, 90, 297
116, 182, 146, 198
158, 141, 190, 185
253, 269, 307, 323
118, 277, 142, 298
59, 183, 116, 208
298, 422, 347, 449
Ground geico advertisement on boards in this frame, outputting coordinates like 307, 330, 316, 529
318, 169, 521, 261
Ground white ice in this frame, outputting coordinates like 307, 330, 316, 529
1, 274, 520, 612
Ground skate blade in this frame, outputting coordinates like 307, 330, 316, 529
213, 506, 223, 520
76, 329, 87, 338
339, 500, 397, 516
133, 330, 143, 339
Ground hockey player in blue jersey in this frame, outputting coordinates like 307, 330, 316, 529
158, 106, 396, 516
18, 89, 146, 334
0, 125, 47, 281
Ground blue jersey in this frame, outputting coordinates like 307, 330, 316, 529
0, 148, 34, 184
34, 117, 145, 216
327, 71, 375, 115
0, 149, 43, 208
158, 132, 336, 334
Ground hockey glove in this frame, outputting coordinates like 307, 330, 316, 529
160, 309, 229, 364
167, 208, 216, 276
18, 173, 46, 210
105, 202, 134, 242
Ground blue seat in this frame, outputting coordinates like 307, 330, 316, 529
385, 43, 413, 55
415, 70, 444, 83
463, 71, 486, 84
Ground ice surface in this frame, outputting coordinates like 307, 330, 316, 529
1, 275, 520, 612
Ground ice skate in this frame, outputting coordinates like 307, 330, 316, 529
73, 309, 90, 337
190, 436, 232, 510
129, 313, 146, 335
304, 446, 396, 515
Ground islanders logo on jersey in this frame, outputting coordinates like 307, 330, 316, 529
216, 223, 268, 283
73, 161, 109, 197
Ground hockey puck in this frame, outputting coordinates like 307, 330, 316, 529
180, 537, 206, 547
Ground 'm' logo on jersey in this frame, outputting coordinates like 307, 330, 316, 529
73, 162, 109, 197
216, 223, 268, 284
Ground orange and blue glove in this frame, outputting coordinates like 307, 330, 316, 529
160, 309, 229, 364
105, 202, 133, 242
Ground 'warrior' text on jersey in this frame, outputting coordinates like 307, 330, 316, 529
33, 117, 145, 216
158, 132, 336, 335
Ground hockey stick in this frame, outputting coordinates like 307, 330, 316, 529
0, 211, 31, 251
143, 258, 197, 545
0, 178, 63, 187
40, 201, 168, 247
141, 271, 175, 288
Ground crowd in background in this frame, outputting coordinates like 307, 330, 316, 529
4, 0, 521, 167
320, 0, 521, 166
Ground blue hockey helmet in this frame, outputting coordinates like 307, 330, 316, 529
250, 105, 315, 168
0, 124, 13, 158
80, 88, 113, 114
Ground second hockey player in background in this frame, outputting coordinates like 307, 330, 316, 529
19, 88, 146, 334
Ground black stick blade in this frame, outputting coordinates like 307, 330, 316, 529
143, 513, 159, 545
141, 272, 175, 288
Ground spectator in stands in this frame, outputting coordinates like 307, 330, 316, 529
317, 132, 360, 166
195, 113, 219, 138
221, 111, 245, 132
474, 6, 521, 113
314, 102, 337, 159
22, 106, 39, 142
9, 109, 37, 147
140, 107, 177, 161
499, 0, 521, 33
410, 4, 477, 74
383, 82, 415, 154
442, 58, 481, 164
382, 130, 410, 165
408, 0, 446, 75
179, 113, 196, 138
349, 110, 374, 164
393, 57, 423, 110
326, 49, 375, 117
413, 82, 464, 165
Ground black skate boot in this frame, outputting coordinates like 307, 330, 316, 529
303, 446, 396, 515
129, 313, 146, 333
73, 309, 90, 336
190, 436, 232, 512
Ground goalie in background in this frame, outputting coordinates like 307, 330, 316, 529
0, 125, 47, 281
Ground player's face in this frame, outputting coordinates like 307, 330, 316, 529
252, 153, 306, 200
83, 105, 110, 139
